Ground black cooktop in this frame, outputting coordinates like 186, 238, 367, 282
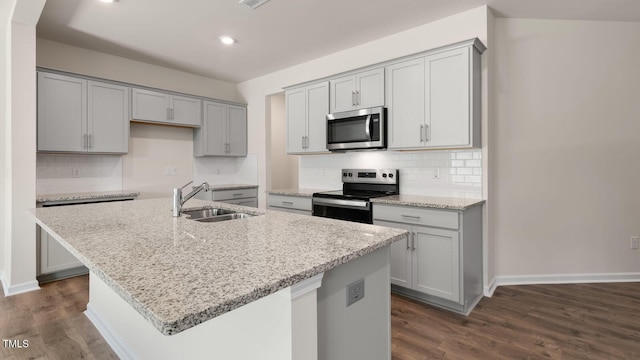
313, 189, 397, 201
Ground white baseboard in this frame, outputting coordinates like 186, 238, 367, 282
1, 275, 40, 297
85, 303, 135, 360
493, 272, 640, 289
483, 277, 497, 297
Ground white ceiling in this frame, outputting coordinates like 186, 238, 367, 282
36, 0, 640, 83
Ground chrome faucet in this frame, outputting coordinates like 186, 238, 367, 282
173, 181, 210, 217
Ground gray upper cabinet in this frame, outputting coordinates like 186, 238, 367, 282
387, 40, 483, 150
131, 88, 202, 127
194, 101, 247, 157
329, 67, 384, 113
37, 72, 128, 153
286, 82, 329, 154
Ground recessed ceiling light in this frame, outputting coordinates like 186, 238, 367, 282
98, 0, 118, 3
219, 36, 236, 45
239, 0, 271, 9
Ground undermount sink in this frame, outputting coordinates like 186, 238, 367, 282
182, 207, 256, 223
194, 213, 255, 223
182, 208, 236, 220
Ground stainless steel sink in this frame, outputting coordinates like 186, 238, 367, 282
182, 207, 256, 223
194, 213, 255, 223
182, 208, 236, 220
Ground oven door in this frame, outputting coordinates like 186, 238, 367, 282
312, 197, 372, 224
326, 107, 385, 151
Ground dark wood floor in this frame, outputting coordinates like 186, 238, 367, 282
2, 277, 639, 359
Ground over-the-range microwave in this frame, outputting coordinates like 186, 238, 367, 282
326, 106, 386, 151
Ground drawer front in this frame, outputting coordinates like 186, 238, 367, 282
373, 204, 459, 230
267, 194, 312, 211
211, 188, 258, 201
221, 198, 258, 208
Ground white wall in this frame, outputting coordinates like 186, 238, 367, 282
0, 0, 14, 279
1, 0, 46, 295
492, 19, 640, 280
36, 38, 242, 103
238, 6, 489, 208
268, 93, 298, 190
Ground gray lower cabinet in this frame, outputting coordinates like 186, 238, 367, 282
194, 187, 258, 207
373, 203, 483, 315
194, 101, 247, 157
37, 72, 129, 153
267, 194, 312, 215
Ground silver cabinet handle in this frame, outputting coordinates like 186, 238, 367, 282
420, 124, 424, 142
406, 234, 411, 250
302, 136, 305, 149
424, 124, 429, 141
356, 90, 361, 106
281, 201, 294, 206
305, 136, 309, 148
411, 232, 416, 251
232, 193, 243, 197
352, 91, 356, 106
401, 214, 421, 220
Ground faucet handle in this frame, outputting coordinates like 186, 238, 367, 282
179, 180, 194, 190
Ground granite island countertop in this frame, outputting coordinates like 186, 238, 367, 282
29, 198, 407, 336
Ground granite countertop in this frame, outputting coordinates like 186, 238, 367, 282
266, 188, 330, 197
36, 190, 140, 204
203, 184, 258, 191
372, 194, 485, 211
29, 198, 407, 336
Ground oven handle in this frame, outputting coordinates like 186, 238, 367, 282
312, 197, 370, 210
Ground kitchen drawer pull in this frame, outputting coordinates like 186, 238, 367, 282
302, 136, 305, 149
356, 90, 361, 106
232, 193, 243, 197
401, 214, 421, 220
351, 91, 356, 106
411, 232, 416, 251
281, 201, 294, 206
419, 125, 424, 142
425, 124, 429, 141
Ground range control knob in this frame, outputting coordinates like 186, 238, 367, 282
348, 173, 353, 177
382, 173, 387, 178
343, 172, 347, 177
389, 173, 394, 178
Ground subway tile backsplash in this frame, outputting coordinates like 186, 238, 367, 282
299, 150, 482, 199
37, 154, 123, 194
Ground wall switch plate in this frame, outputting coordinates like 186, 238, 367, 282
164, 167, 178, 176
72, 167, 80, 178
346, 279, 365, 307
631, 236, 639, 250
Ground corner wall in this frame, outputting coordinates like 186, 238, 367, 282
492, 18, 640, 282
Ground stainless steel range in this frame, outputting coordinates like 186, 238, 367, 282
312, 168, 399, 224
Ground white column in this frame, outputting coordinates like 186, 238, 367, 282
289, 273, 324, 360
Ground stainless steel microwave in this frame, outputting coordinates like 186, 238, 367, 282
326, 106, 386, 151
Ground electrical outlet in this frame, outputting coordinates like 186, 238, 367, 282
72, 167, 81, 178
346, 279, 365, 307
631, 236, 639, 250
164, 167, 178, 176
433, 167, 440, 179
171, 167, 178, 176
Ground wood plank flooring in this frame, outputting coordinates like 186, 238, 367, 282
2, 277, 639, 359
392, 282, 640, 359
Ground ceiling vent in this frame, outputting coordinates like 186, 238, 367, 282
239, 0, 271, 9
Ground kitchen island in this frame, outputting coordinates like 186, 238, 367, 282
29, 198, 407, 360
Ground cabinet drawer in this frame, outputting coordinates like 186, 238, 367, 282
267, 194, 312, 211
211, 188, 258, 201
221, 198, 258, 208
373, 204, 459, 230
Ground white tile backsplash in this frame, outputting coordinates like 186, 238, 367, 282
193, 154, 259, 186
299, 149, 482, 198
37, 154, 123, 194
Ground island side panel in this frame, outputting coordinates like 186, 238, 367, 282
317, 246, 391, 360
86, 273, 293, 360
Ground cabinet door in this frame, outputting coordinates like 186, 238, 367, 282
286, 88, 307, 154
329, 75, 356, 113
412, 225, 460, 303
425, 47, 470, 148
131, 88, 170, 123
305, 82, 329, 153
40, 229, 83, 274
202, 101, 226, 155
87, 81, 129, 153
37, 72, 87, 152
171, 95, 202, 127
356, 68, 384, 109
374, 220, 412, 288
227, 105, 247, 156
386, 58, 425, 149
